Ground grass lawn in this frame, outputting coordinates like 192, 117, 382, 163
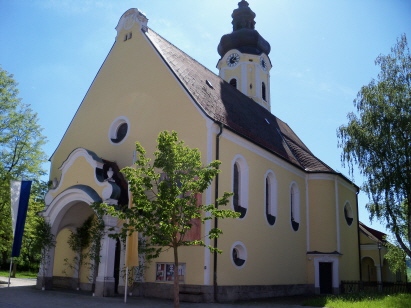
0, 270, 37, 279
303, 293, 411, 308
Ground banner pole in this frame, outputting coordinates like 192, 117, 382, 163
124, 266, 128, 303
8, 257, 13, 287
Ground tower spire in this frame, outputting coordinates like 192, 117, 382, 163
217, 1, 272, 111
217, 1, 270, 57
232, 0, 256, 31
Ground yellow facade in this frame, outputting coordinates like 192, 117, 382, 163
41, 4, 362, 302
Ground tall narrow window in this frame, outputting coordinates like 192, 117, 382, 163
290, 183, 300, 231
262, 82, 266, 101
233, 163, 239, 210
232, 157, 248, 219
230, 78, 237, 88
265, 171, 277, 226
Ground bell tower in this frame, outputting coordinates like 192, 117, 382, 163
217, 0, 272, 111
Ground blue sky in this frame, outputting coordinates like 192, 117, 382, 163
1, 0, 410, 234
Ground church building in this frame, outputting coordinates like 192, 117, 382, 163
38, 1, 361, 302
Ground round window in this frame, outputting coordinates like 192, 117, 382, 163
231, 241, 247, 268
109, 117, 129, 144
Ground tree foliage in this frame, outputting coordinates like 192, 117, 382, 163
384, 239, 407, 276
63, 214, 105, 292
0, 66, 47, 266
64, 215, 93, 290
97, 131, 239, 308
337, 34, 411, 258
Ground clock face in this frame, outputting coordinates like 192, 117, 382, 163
260, 57, 267, 71
227, 53, 240, 67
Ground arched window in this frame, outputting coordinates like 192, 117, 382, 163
230, 78, 237, 88
262, 82, 266, 101
232, 156, 248, 219
265, 171, 277, 226
290, 182, 300, 231
344, 202, 353, 226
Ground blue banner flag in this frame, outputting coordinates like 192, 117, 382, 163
10, 180, 32, 258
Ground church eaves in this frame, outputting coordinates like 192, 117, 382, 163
145, 28, 337, 175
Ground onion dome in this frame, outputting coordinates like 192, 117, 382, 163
217, 0, 271, 57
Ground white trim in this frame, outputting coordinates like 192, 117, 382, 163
42, 187, 97, 235
59, 148, 103, 173
313, 255, 340, 292
45, 148, 115, 207
241, 62, 247, 94
360, 244, 387, 252
108, 116, 130, 145
267, 73, 271, 111
221, 129, 306, 178
305, 176, 310, 251
343, 201, 354, 227
308, 173, 357, 193
228, 76, 239, 89
232, 154, 249, 219
335, 177, 340, 252
290, 181, 300, 231
203, 119, 215, 285
264, 170, 278, 227
361, 255, 377, 264
255, 64, 261, 99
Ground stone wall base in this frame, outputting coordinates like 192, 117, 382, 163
41, 276, 92, 292
36, 276, 53, 290
119, 282, 315, 303
40, 276, 314, 303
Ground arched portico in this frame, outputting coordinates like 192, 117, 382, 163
38, 186, 119, 296
361, 256, 377, 282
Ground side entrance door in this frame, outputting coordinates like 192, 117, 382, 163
319, 262, 333, 294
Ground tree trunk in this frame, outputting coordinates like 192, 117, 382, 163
173, 245, 179, 308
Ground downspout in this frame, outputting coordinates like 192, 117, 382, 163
213, 122, 223, 303
356, 189, 362, 281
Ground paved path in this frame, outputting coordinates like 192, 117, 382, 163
0, 277, 322, 308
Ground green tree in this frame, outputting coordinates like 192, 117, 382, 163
96, 131, 239, 308
384, 239, 407, 278
64, 215, 94, 290
337, 34, 411, 259
0, 66, 47, 266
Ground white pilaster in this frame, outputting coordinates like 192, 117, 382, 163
95, 215, 118, 297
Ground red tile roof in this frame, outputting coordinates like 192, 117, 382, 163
359, 221, 387, 242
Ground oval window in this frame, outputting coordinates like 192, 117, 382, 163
231, 242, 247, 268
109, 117, 129, 144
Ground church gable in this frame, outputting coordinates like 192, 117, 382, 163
49, 9, 209, 177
